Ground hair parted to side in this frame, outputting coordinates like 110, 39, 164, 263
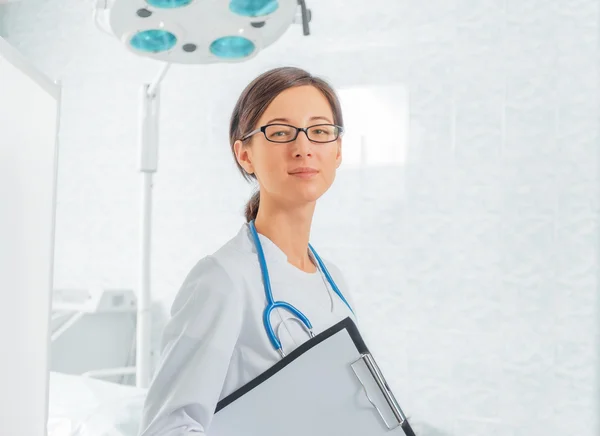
229, 66, 344, 223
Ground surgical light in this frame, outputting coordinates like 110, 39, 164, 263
93, 0, 311, 65
146, 0, 193, 8
129, 29, 177, 52
229, 0, 279, 17
210, 36, 256, 58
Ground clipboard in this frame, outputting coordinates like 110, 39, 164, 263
210, 317, 416, 436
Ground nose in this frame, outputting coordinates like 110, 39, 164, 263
292, 129, 313, 157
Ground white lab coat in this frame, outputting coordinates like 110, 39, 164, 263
138, 223, 357, 436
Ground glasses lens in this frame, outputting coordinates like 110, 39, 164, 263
307, 124, 339, 142
264, 125, 297, 142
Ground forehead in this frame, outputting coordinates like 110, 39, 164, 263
259, 85, 334, 124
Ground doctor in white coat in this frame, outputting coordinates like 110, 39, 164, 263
138, 66, 357, 436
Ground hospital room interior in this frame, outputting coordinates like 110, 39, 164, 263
1, 0, 599, 435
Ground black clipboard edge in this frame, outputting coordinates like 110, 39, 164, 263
215, 316, 368, 413
403, 420, 417, 436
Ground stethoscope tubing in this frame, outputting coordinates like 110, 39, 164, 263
248, 220, 353, 357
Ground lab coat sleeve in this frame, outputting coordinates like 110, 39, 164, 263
138, 255, 244, 436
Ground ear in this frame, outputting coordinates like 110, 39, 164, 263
234, 140, 254, 175
335, 138, 342, 169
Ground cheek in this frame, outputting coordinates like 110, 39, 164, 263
321, 148, 340, 180
253, 145, 286, 184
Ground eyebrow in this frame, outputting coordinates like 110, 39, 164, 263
265, 116, 334, 125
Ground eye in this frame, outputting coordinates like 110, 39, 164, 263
310, 126, 333, 136
268, 130, 291, 140
265, 125, 295, 140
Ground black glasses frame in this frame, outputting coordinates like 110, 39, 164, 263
241, 123, 345, 143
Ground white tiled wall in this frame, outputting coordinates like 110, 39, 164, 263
2, 0, 599, 435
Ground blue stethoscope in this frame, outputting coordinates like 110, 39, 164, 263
248, 220, 354, 358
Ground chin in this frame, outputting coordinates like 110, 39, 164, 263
280, 176, 334, 205
292, 185, 328, 203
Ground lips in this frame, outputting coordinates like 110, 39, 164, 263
289, 168, 318, 175
289, 168, 319, 179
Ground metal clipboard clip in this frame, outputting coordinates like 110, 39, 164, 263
351, 353, 415, 435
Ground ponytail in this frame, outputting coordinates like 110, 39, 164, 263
244, 190, 260, 223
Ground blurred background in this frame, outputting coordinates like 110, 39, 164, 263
1, 0, 598, 435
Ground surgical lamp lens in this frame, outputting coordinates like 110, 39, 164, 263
210, 36, 255, 58
229, 0, 278, 17
130, 29, 177, 53
146, 0, 193, 8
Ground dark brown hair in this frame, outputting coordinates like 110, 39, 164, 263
229, 66, 344, 222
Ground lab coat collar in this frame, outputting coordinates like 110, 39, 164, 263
239, 223, 289, 264
238, 223, 319, 271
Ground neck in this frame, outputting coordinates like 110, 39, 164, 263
253, 196, 317, 273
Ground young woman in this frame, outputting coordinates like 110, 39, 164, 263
139, 66, 357, 436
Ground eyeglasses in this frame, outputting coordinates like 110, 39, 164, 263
241, 123, 344, 144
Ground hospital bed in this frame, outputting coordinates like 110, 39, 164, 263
48, 371, 146, 436
48, 288, 153, 436
51, 287, 138, 385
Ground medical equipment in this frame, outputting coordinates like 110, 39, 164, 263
52, 287, 136, 316
92, 0, 312, 64
89, 0, 313, 389
51, 288, 138, 384
248, 220, 354, 357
